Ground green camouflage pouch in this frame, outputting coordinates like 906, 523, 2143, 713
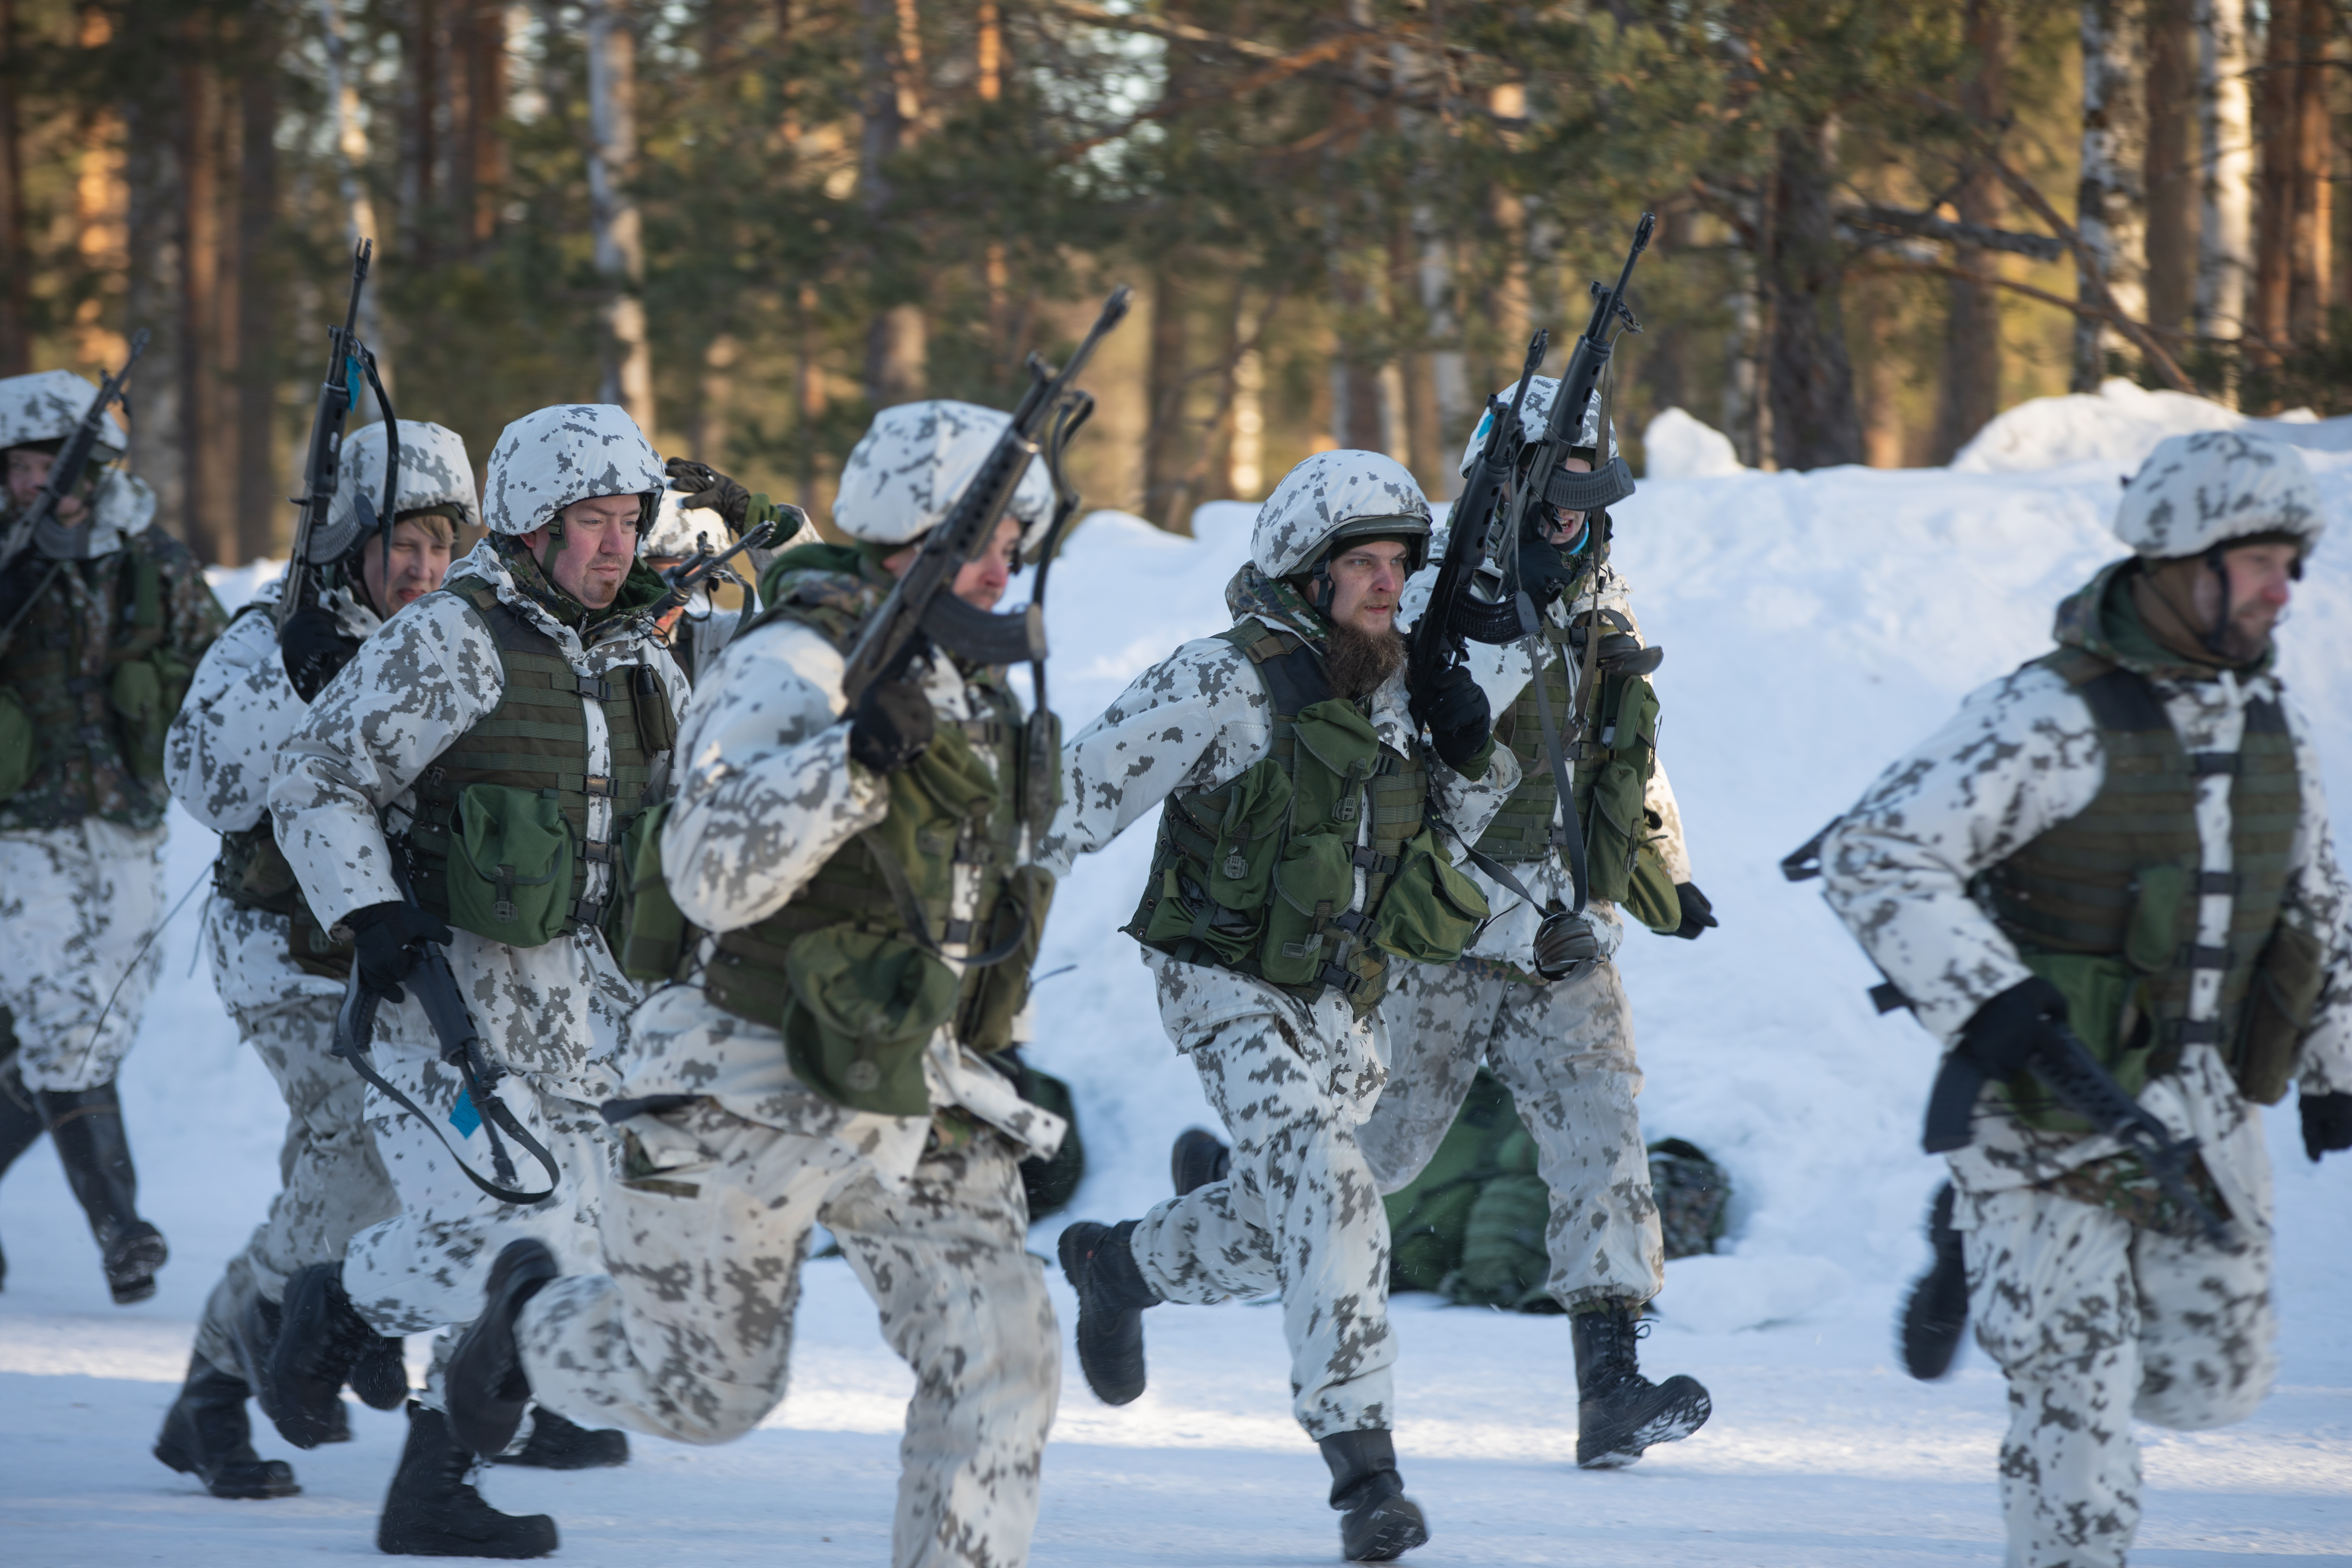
1370, 826, 1490, 965
781, 926, 959, 1116
446, 783, 576, 946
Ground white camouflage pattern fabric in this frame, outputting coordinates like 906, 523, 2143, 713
1364, 960, 1662, 1309
480, 403, 664, 537
268, 536, 687, 1348
0, 818, 165, 1092
1248, 450, 1430, 578
309, 419, 479, 560
1454, 377, 1612, 476
166, 577, 399, 1371
642, 485, 732, 559
0, 368, 128, 453
830, 400, 1054, 547
2113, 431, 2324, 560
1959, 1174, 2277, 1568
516, 1095, 1057, 1568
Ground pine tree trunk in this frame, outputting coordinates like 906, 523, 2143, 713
858, 0, 925, 406
0, 0, 27, 377
587, 0, 654, 431
400, 0, 439, 268
453, 1, 506, 254
1143, 259, 1191, 529
2075, 0, 2149, 391
123, 60, 186, 542
2250, 0, 2297, 363
2144, 0, 2198, 335
1765, 121, 1862, 471
1391, 211, 1444, 493
178, 57, 223, 564
2195, 0, 2254, 357
317, 0, 388, 384
235, 53, 280, 564
1416, 206, 1469, 493
1934, 0, 2006, 462
2286, 4, 2331, 340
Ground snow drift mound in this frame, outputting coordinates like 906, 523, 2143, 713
1951, 377, 2352, 475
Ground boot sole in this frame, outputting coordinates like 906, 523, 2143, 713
1576, 1383, 1712, 1470
378, 1519, 560, 1559
1342, 1499, 1430, 1561
153, 1435, 302, 1500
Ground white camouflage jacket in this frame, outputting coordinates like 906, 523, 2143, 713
268, 539, 690, 1093
166, 577, 382, 1017
1396, 539, 1691, 965
616, 607, 1065, 1175
1820, 597, 2352, 1218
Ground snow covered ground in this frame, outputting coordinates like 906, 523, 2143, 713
5, 392, 2351, 1564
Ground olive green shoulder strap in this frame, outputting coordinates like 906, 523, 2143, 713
1217, 620, 1330, 717
2033, 646, 2169, 734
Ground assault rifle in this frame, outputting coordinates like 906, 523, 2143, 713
281, 241, 398, 633
331, 851, 562, 1206
636, 510, 790, 636
1924, 1017, 2230, 1244
836, 285, 1132, 706
0, 328, 150, 643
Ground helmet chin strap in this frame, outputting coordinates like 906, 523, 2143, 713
2200, 545, 2233, 659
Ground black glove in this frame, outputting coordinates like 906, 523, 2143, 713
664, 457, 752, 532
2301, 1091, 2352, 1163
1955, 974, 2069, 1080
848, 678, 934, 774
341, 901, 454, 1004
1669, 881, 1717, 941
281, 605, 363, 703
1408, 660, 1491, 774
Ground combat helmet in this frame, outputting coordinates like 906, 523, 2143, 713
832, 399, 1053, 547
2113, 431, 2324, 659
481, 404, 665, 539
310, 419, 478, 561
0, 368, 149, 558
1251, 450, 1431, 613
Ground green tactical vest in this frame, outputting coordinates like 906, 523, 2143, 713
1473, 611, 1681, 933
0, 539, 195, 827
404, 575, 672, 946
1124, 620, 1488, 1017
1983, 646, 2304, 1126
660, 547, 1052, 1115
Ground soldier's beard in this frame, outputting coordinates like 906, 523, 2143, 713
1324, 620, 1406, 697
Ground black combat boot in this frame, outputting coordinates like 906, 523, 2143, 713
0, 1053, 48, 1292
1170, 1128, 1231, 1196
446, 1239, 559, 1460
40, 1082, 168, 1304
350, 1328, 413, 1412
153, 1351, 301, 1499
1057, 1219, 1160, 1405
1318, 1429, 1430, 1561
1899, 1182, 1969, 1380
1570, 1303, 1712, 1469
497, 1407, 630, 1470
267, 1261, 388, 1448
377, 1402, 558, 1559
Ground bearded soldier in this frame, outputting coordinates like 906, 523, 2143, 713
152, 420, 471, 1500
0, 368, 225, 1305
439, 400, 1068, 1568
1375, 381, 1712, 1468
265, 404, 686, 1558
1817, 432, 2352, 1568
1042, 451, 1514, 1561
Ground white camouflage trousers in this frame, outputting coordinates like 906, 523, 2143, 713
1959, 1183, 2277, 1568
515, 1098, 1059, 1568
1363, 958, 1664, 1310
0, 820, 167, 1092
1130, 979, 1395, 1440
193, 983, 400, 1375
343, 1032, 616, 1406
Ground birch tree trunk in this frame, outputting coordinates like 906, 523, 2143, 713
2195, 0, 2253, 358
316, 0, 388, 387
1416, 207, 1469, 491
2075, 0, 2149, 391
1934, 0, 2005, 462
587, 0, 655, 432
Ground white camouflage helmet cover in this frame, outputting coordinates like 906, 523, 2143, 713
481, 404, 664, 537
2113, 430, 2326, 560
1251, 449, 1431, 579
1455, 376, 1616, 478
0, 369, 129, 457
831, 399, 1054, 546
311, 419, 478, 559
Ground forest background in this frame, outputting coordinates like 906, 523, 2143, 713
0, 0, 2343, 565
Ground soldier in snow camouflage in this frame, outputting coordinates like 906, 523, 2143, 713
441, 399, 1066, 1568
266, 402, 685, 1558
1043, 450, 1517, 1562
150, 420, 474, 1502
1820, 431, 2352, 1568
1366, 382, 1713, 1471
0, 366, 225, 1310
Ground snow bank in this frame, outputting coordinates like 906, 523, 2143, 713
1951, 377, 2352, 474
1642, 407, 1744, 479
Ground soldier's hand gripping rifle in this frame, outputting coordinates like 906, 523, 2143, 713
1925, 1010, 2231, 1245
280, 240, 399, 635
631, 510, 793, 639
836, 285, 1132, 707
0, 328, 150, 641
331, 852, 562, 1206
